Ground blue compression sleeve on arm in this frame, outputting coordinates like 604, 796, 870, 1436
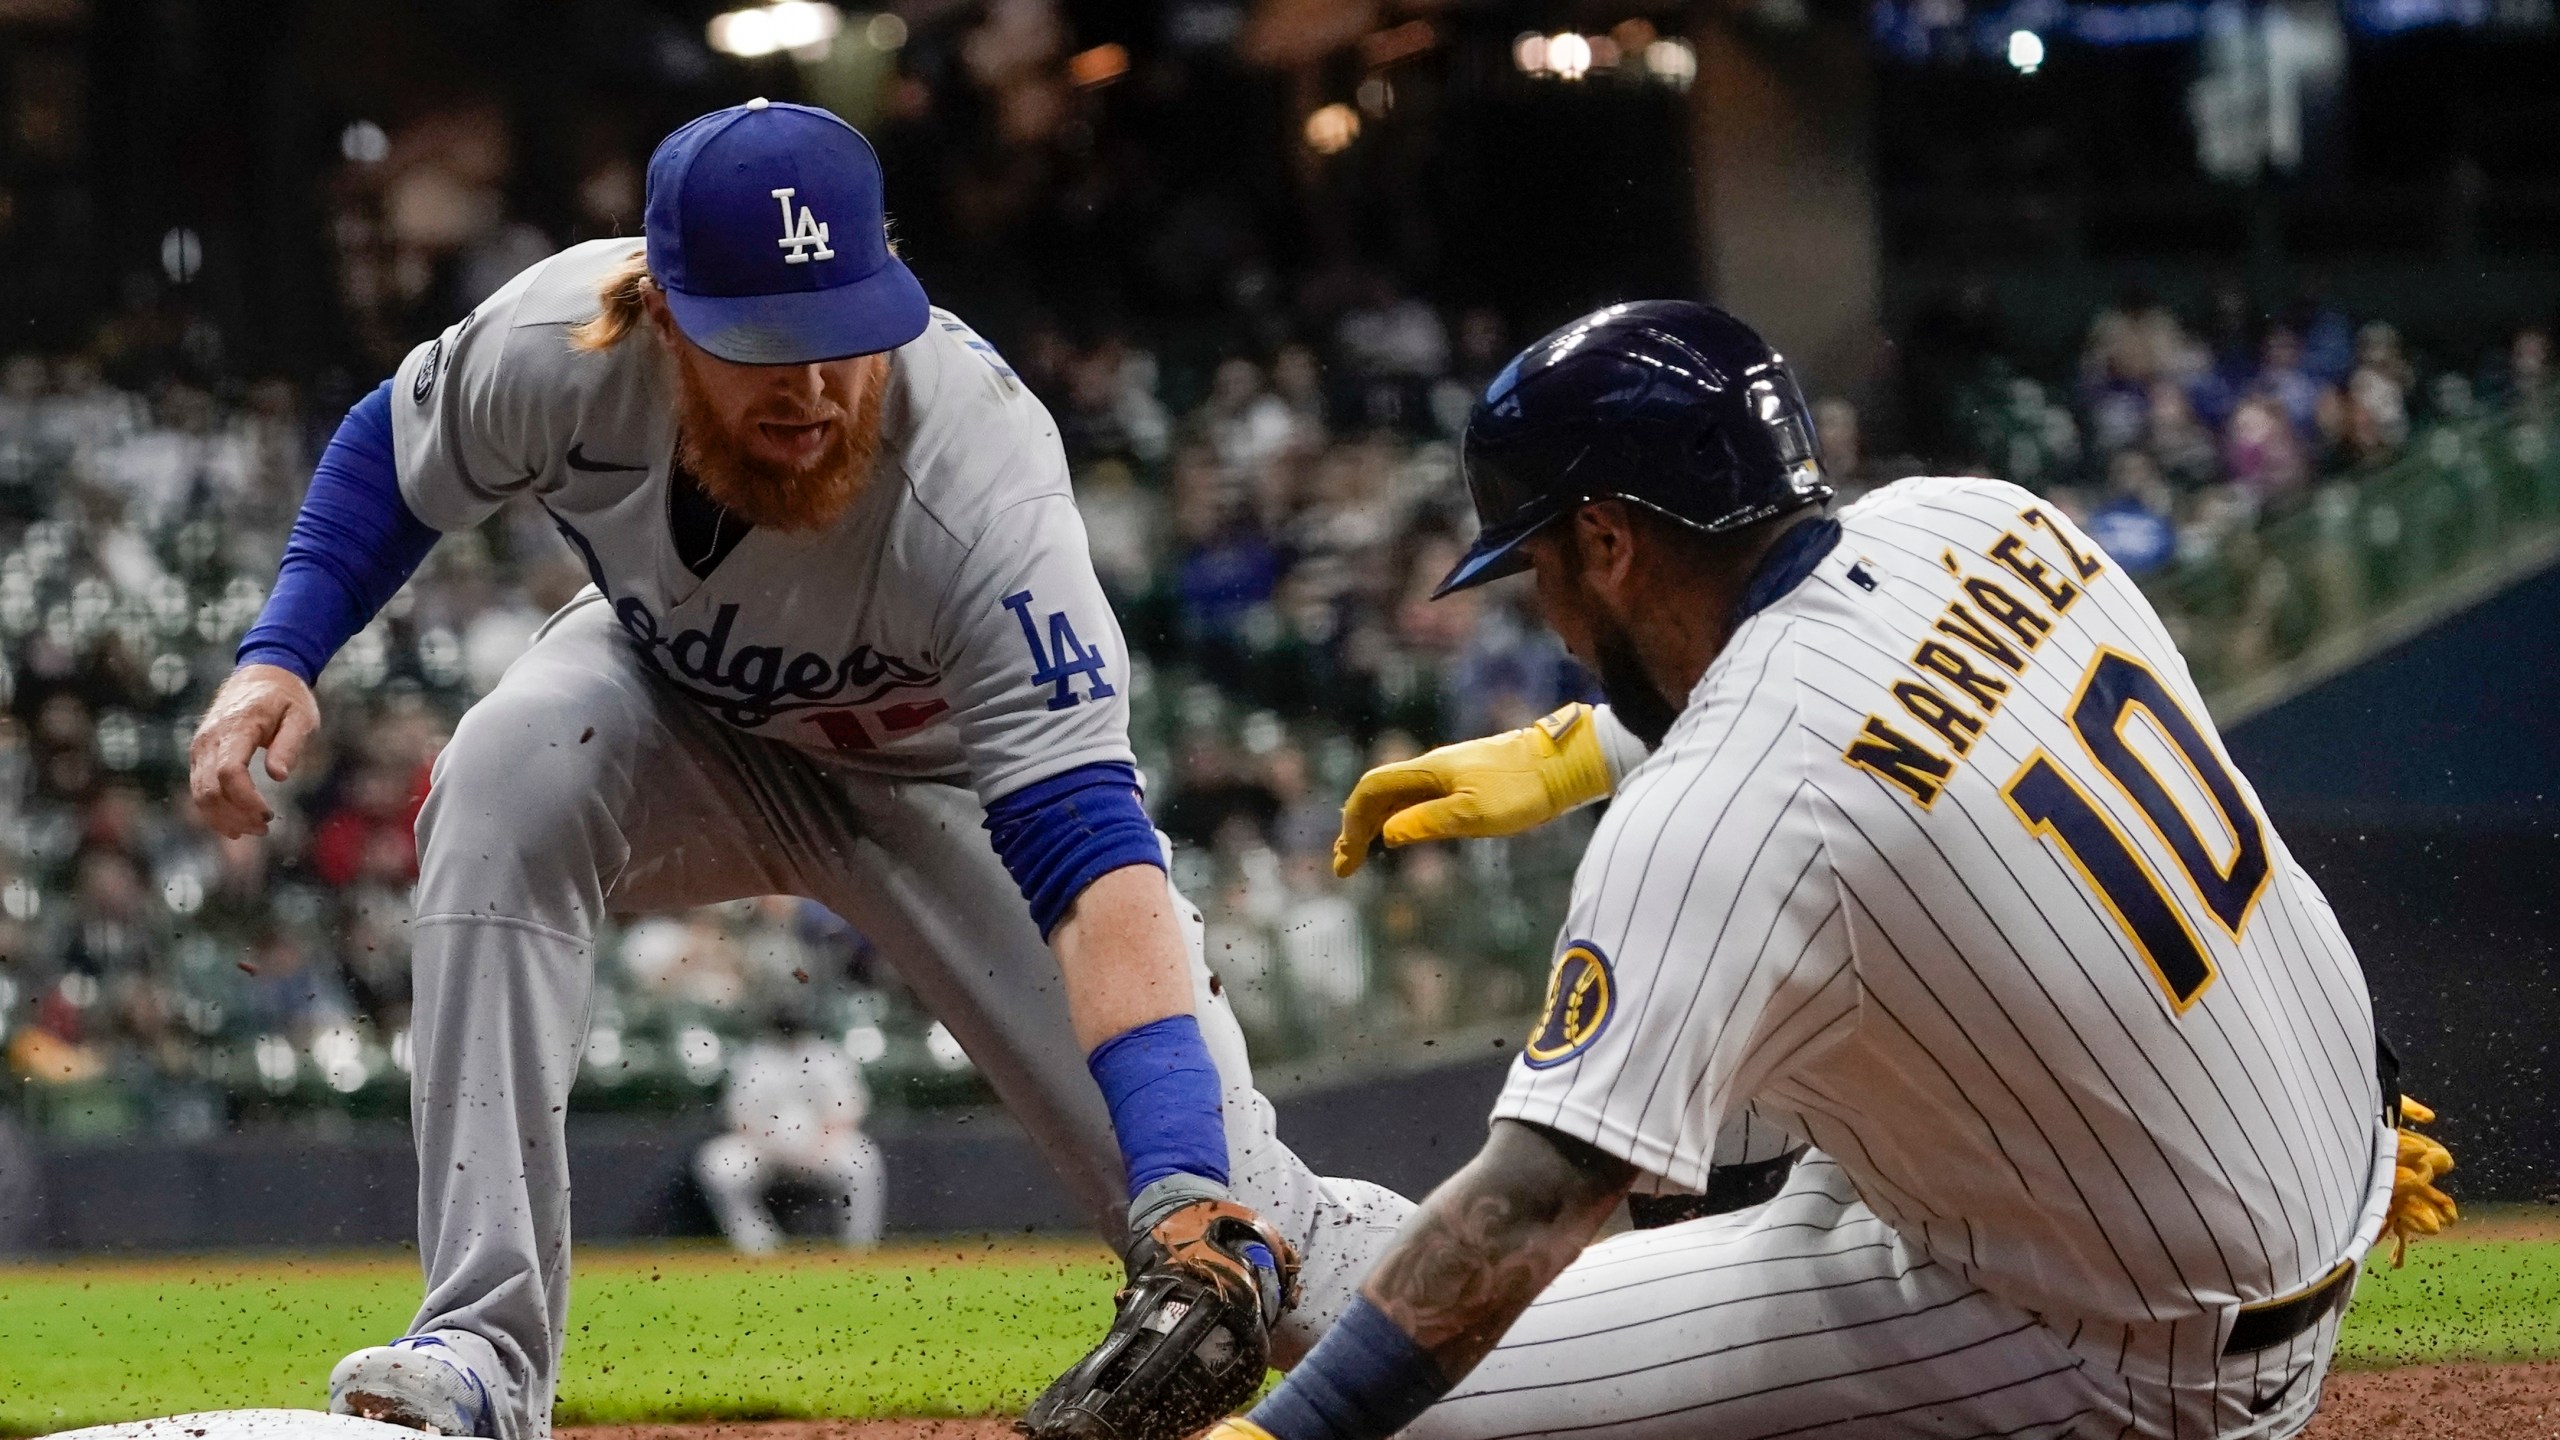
1088, 1015, 1229, 1193
982, 760, 1166, 938
1248, 1295, 1452, 1440
989, 762, 1220, 1195
236, 381, 442, 683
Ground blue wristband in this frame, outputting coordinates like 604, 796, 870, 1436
1249, 1295, 1451, 1440
1087, 1014, 1228, 1195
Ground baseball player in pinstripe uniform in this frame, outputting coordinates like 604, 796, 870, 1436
1198, 302, 2453, 1440
186, 101, 1407, 1440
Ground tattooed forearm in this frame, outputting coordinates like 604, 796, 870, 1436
1361, 1120, 1635, 1381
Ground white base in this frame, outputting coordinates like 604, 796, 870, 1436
45, 1411, 429, 1440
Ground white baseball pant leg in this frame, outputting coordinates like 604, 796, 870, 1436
400, 596, 1408, 1438
693, 1133, 786, 1255
822, 1132, 889, 1247
1415, 1150, 2350, 1440
693, 1131, 886, 1252
1409, 1154, 2107, 1440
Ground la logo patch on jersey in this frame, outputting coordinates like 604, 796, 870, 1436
1524, 941, 1615, 1069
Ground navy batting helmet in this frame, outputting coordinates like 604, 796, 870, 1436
1433, 301, 1832, 597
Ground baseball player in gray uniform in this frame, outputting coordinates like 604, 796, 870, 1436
1204, 302, 2452, 1440
186, 100, 1405, 1440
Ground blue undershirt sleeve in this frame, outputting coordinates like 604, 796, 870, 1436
1248, 1296, 1452, 1440
236, 381, 443, 683
981, 760, 1166, 939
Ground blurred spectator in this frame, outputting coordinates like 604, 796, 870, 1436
1276, 850, 1368, 1033
2224, 392, 2308, 502
622, 911, 751, 1014
2144, 382, 2222, 488
1445, 591, 1582, 743
2083, 286, 2206, 391
309, 761, 425, 889
58, 850, 160, 980
1335, 273, 1453, 432
1173, 489, 1282, 646
1057, 336, 1172, 468
694, 997, 885, 1255
2253, 329, 2326, 438
1261, 742, 1335, 860
2494, 325, 2552, 422
2085, 452, 2180, 577
2290, 284, 2359, 387
237, 928, 354, 1043
1196, 360, 1305, 473
0, 262, 2547, 1134
1076, 460, 1166, 602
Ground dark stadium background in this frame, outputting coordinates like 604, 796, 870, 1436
0, 0, 2553, 1251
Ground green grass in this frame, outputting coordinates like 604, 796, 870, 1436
2333, 1239, 2560, 1370
3, 1231, 2553, 1435
0, 1242, 1119, 1435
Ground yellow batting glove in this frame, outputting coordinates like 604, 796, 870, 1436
1200, 1422, 1278, 1440
2380, 1095, 2458, 1267
1333, 702, 1615, 877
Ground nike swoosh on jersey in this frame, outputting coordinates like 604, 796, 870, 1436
2248, 1366, 2309, 1415
565, 442, 647, 472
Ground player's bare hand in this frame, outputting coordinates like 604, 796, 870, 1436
188, 663, 320, 838
1332, 702, 1616, 876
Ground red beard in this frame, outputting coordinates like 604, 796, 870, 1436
672, 351, 889, 533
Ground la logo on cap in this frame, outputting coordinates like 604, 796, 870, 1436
773, 188, 834, 265
642, 96, 931, 364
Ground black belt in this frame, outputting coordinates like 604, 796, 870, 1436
2223, 1259, 2357, 1356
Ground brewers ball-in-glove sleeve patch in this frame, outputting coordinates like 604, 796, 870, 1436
1019, 1199, 1301, 1440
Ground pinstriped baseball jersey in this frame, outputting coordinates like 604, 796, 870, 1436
1493, 475, 2392, 1331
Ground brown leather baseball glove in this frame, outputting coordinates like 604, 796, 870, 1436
1018, 1198, 1301, 1440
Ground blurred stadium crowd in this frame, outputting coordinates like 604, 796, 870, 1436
0, 268, 2552, 1138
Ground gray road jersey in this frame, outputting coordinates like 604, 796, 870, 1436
389, 238, 1132, 803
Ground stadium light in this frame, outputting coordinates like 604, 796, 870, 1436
844, 1023, 889, 1064
707, 1, 844, 60
339, 120, 389, 164
1547, 31, 1594, 80
1517, 30, 1629, 81
1644, 37, 1698, 87
160, 227, 203, 285
1304, 102, 1361, 155
2007, 28, 2045, 72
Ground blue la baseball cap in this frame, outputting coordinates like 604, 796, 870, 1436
643, 98, 930, 365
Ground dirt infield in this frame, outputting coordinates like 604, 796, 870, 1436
2303, 1361, 2560, 1436
560, 1362, 2560, 1440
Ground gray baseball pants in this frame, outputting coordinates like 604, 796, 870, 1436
400, 595, 1410, 1438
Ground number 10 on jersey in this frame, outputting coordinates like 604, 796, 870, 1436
2001, 649, 2271, 1012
